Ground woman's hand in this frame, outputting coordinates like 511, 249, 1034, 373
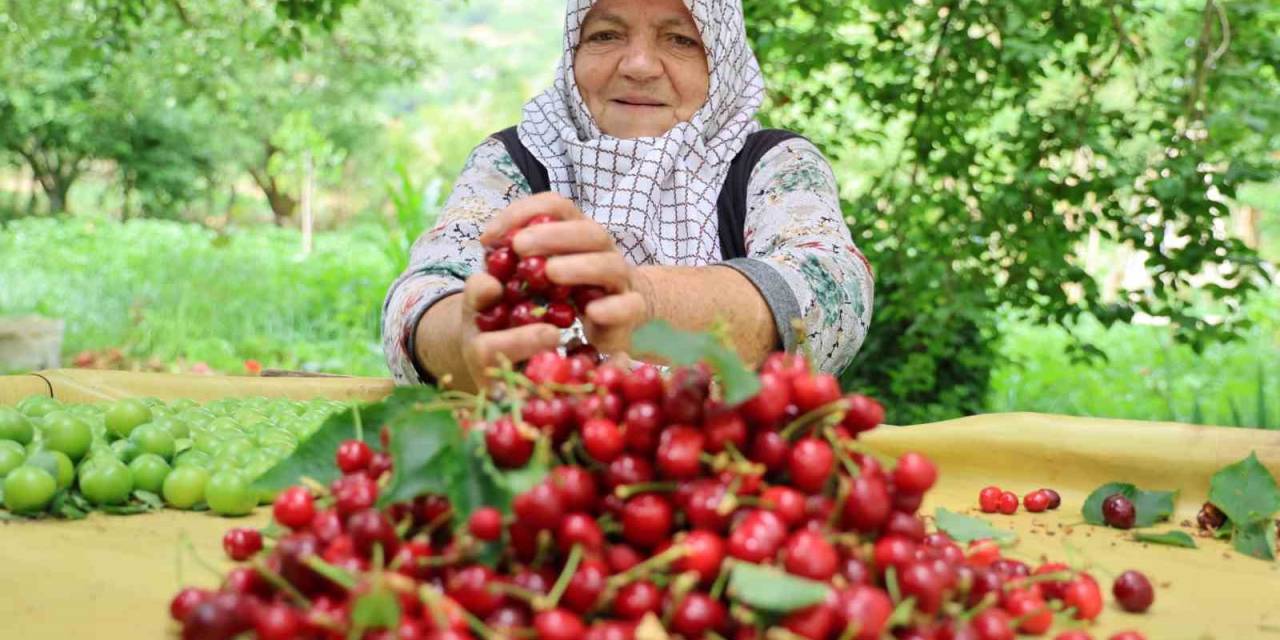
455, 272, 562, 389
480, 193, 651, 360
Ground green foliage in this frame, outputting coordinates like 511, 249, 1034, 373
726, 562, 832, 613
746, 0, 1280, 424
632, 320, 761, 405
933, 507, 1016, 544
1133, 530, 1197, 548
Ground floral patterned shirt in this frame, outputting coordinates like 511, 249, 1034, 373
382, 135, 874, 383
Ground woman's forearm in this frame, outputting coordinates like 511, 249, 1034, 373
633, 265, 778, 367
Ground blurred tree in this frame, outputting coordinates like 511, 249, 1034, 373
746, 0, 1279, 423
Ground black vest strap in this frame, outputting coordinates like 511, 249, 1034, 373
489, 126, 804, 260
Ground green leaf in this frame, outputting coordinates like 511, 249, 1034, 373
933, 508, 1016, 543
99, 503, 154, 515
133, 490, 164, 509
51, 490, 87, 520
1081, 482, 1176, 527
377, 390, 462, 507
726, 562, 832, 613
632, 320, 761, 404
350, 585, 401, 632
1231, 519, 1277, 561
253, 387, 436, 496
1133, 530, 1197, 548
1209, 452, 1280, 526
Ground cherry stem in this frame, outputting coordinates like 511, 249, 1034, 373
614, 481, 679, 499
829, 475, 851, 530
423, 507, 455, 536
543, 543, 584, 610
884, 566, 902, 603
419, 586, 449, 630
709, 559, 734, 600
662, 572, 701, 628
836, 623, 860, 640
531, 530, 554, 569
303, 555, 358, 591
489, 582, 542, 604
606, 544, 687, 588
252, 559, 312, 608
823, 429, 863, 478
765, 628, 810, 640
460, 608, 500, 639
779, 400, 847, 441
351, 402, 364, 442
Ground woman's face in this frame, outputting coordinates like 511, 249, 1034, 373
573, 0, 710, 139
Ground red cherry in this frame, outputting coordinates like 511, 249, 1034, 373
749, 429, 790, 472
336, 439, 373, 474
516, 256, 552, 293
787, 437, 834, 493
833, 585, 893, 640
222, 528, 263, 562
899, 561, 945, 613
545, 302, 576, 328
883, 511, 926, 542
332, 473, 379, 518
842, 393, 884, 433
502, 278, 528, 304
761, 352, 809, 380
969, 608, 1015, 640
367, 451, 393, 480
1053, 632, 1093, 640
967, 539, 1002, 567
1023, 490, 1051, 513
997, 491, 1019, 515
533, 609, 587, 640
782, 601, 837, 640
978, 486, 1002, 513
1063, 573, 1104, 620
620, 494, 673, 548
727, 510, 787, 563
1108, 633, 1146, 640
562, 559, 608, 614
550, 465, 599, 513
547, 284, 574, 303
683, 480, 731, 532
1041, 488, 1062, 510
1004, 590, 1052, 634
669, 592, 726, 638
604, 454, 655, 491
892, 452, 937, 494
623, 401, 663, 455
1102, 493, 1136, 529
509, 301, 542, 327
621, 364, 664, 403
581, 418, 625, 463
474, 303, 510, 331
485, 247, 518, 281
677, 530, 727, 584
572, 286, 608, 311
484, 417, 535, 469
703, 411, 748, 454
606, 544, 643, 573
783, 530, 839, 580
844, 473, 891, 533
613, 580, 661, 620
656, 426, 705, 479
170, 587, 211, 621
393, 540, 434, 581
524, 352, 571, 385
742, 372, 791, 426
791, 373, 841, 412
512, 482, 565, 531
872, 535, 917, 573
761, 486, 807, 526
557, 513, 605, 553
446, 565, 506, 617
347, 508, 400, 559
1112, 570, 1154, 613
468, 507, 503, 541
272, 486, 316, 530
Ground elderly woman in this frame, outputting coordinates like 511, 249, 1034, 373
383, 0, 873, 391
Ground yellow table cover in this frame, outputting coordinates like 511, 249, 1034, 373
1, 372, 1277, 639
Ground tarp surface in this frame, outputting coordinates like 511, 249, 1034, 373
1, 372, 1277, 639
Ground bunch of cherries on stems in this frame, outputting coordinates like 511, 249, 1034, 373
173, 348, 1149, 640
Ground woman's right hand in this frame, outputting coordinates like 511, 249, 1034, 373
455, 272, 562, 390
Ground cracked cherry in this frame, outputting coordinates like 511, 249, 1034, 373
336, 439, 373, 474
788, 437, 833, 493
222, 528, 262, 561
272, 486, 315, 530
1102, 493, 1136, 529
1112, 570, 1154, 613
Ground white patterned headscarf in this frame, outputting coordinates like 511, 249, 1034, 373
517, 0, 765, 266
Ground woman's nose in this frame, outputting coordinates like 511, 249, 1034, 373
617, 39, 663, 82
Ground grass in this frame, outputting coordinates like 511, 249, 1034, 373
0, 216, 396, 377
988, 292, 1280, 428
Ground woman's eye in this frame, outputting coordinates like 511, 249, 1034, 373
585, 31, 619, 43
669, 34, 701, 48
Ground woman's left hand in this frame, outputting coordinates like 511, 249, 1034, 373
480, 193, 651, 359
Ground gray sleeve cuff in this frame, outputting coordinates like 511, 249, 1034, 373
720, 257, 802, 353
403, 288, 463, 386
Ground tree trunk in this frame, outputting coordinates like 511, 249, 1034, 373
19, 149, 79, 215
248, 166, 298, 226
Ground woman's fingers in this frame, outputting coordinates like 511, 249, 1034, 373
585, 291, 648, 326
512, 219, 614, 257
462, 273, 503, 312
546, 252, 632, 292
480, 193, 583, 247
466, 323, 562, 372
